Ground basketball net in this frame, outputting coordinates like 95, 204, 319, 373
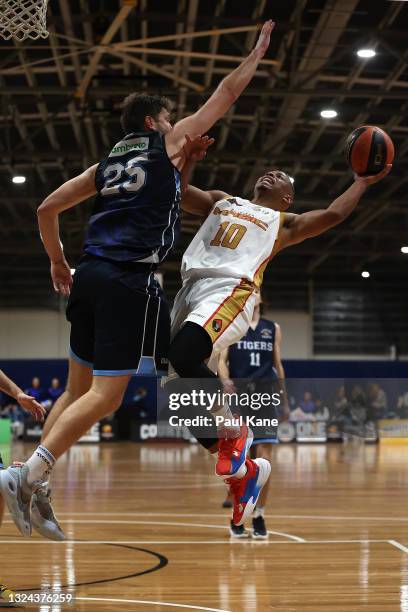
0, 0, 49, 41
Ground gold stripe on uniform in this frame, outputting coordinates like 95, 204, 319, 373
253, 211, 285, 288
203, 279, 254, 344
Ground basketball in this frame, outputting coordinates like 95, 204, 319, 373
346, 125, 394, 176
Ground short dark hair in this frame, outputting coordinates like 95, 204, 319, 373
120, 92, 172, 133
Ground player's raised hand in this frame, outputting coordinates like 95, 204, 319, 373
16, 392, 46, 421
254, 20, 275, 58
354, 163, 392, 187
51, 259, 72, 296
183, 134, 215, 161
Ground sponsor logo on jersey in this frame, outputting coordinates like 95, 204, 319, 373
261, 327, 273, 339
212, 318, 223, 333
110, 137, 149, 157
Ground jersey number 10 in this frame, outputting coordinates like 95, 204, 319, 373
210, 221, 247, 250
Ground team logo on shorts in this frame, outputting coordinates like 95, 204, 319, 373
212, 318, 223, 333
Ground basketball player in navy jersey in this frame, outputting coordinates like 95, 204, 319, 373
0, 21, 276, 539
218, 292, 286, 538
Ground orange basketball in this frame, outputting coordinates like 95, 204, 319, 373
345, 125, 394, 176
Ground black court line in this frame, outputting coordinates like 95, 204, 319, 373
12, 542, 168, 591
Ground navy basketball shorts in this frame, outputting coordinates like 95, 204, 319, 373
66, 255, 170, 376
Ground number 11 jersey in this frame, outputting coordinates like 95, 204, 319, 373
181, 196, 282, 287
84, 131, 181, 263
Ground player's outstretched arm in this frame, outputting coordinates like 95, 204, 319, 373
37, 164, 98, 295
278, 165, 392, 250
0, 370, 46, 422
181, 185, 228, 217
166, 20, 275, 155
181, 134, 215, 194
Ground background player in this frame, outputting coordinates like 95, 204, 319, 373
218, 291, 287, 538
0, 21, 275, 539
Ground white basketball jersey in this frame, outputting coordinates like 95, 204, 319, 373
181, 196, 282, 286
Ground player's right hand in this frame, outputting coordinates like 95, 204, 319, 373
16, 392, 46, 421
254, 20, 276, 57
354, 163, 392, 186
51, 259, 73, 296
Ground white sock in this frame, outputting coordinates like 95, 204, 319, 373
253, 506, 265, 518
25, 445, 55, 484
211, 402, 240, 437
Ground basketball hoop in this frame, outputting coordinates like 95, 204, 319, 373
0, 0, 49, 41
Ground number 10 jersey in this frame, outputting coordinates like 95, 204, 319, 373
84, 131, 181, 263
181, 196, 283, 287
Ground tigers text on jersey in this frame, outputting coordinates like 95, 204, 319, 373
228, 318, 277, 379
84, 131, 181, 263
181, 196, 282, 286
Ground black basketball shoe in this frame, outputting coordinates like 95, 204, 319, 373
252, 515, 268, 539
229, 520, 249, 538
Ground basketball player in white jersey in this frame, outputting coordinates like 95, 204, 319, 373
168, 162, 391, 526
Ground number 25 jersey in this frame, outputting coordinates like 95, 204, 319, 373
181, 196, 283, 287
84, 131, 181, 263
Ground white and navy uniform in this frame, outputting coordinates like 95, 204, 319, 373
171, 196, 283, 371
67, 131, 181, 376
228, 319, 277, 380
229, 319, 280, 444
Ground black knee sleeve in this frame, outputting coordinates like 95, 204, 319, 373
169, 322, 215, 378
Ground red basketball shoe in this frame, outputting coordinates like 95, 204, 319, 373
226, 458, 271, 526
215, 423, 253, 478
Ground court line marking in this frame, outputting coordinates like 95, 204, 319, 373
53, 512, 408, 521
76, 596, 231, 612
0, 539, 390, 545
389, 540, 408, 554
1, 519, 305, 542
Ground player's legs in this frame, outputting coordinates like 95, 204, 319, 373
1, 259, 166, 538
249, 441, 275, 539
41, 358, 93, 440
42, 375, 131, 459
251, 442, 273, 507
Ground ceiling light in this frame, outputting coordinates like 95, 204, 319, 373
401, 247, 408, 254
12, 175, 26, 184
357, 49, 376, 59
70, 268, 76, 274
320, 109, 337, 119
361, 271, 370, 279
289, 176, 295, 184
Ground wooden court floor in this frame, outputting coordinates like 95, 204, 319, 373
2, 439, 408, 611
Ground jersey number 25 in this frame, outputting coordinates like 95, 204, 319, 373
100, 155, 147, 197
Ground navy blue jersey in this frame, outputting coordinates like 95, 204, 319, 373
84, 131, 181, 263
228, 318, 277, 379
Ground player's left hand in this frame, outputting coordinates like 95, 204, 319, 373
16, 392, 46, 421
183, 134, 215, 161
354, 163, 392, 186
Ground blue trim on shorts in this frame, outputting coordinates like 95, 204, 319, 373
70, 348, 93, 368
136, 356, 157, 375
252, 438, 279, 445
93, 369, 137, 376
